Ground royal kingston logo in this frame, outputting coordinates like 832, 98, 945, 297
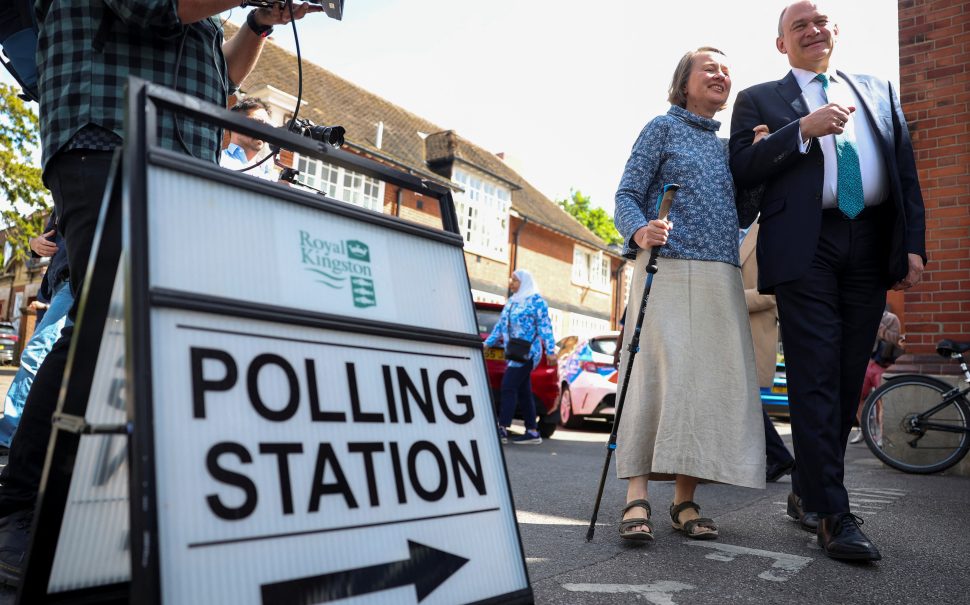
299, 231, 377, 308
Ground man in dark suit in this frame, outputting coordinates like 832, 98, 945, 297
729, 1, 926, 562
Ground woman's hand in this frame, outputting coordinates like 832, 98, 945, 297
752, 124, 769, 144
633, 219, 672, 249
546, 353, 557, 366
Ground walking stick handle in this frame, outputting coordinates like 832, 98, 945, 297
647, 184, 679, 274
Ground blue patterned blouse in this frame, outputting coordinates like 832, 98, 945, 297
484, 294, 556, 368
614, 105, 740, 266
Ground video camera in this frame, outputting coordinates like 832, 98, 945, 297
242, 0, 345, 21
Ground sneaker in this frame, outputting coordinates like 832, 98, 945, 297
849, 429, 865, 444
0, 508, 33, 588
497, 426, 509, 444
511, 430, 542, 445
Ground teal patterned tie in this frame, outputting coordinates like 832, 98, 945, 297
816, 73, 865, 219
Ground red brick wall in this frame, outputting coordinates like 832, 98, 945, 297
385, 185, 444, 230
897, 0, 970, 373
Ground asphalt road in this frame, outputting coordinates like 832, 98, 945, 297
508, 419, 970, 605
0, 363, 967, 605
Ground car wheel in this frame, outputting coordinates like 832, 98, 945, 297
537, 417, 557, 439
559, 385, 583, 428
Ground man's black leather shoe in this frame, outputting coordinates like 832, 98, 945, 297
817, 513, 882, 561
786, 492, 818, 532
766, 459, 795, 482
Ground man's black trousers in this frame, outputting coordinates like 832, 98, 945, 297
0, 150, 115, 515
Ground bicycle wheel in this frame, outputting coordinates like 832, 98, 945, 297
861, 375, 970, 473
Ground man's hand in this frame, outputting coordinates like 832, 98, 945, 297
633, 219, 672, 249
799, 103, 855, 140
892, 253, 925, 291
29, 230, 58, 257
253, 1, 323, 28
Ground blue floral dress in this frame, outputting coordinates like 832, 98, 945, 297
484, 294, 556, 368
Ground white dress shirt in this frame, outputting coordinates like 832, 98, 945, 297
220, 143, 278, 182
793, 67, 888, 209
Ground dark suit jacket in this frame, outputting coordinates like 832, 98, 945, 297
729, 70, 926, 293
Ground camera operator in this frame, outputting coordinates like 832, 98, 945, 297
0, 1, 321, 589
221, 97, 279, 180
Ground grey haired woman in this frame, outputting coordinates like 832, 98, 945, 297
612, 47, 765, 543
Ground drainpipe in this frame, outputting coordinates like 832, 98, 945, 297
613, 258, 628, 329
508, 216, 528, 297
394, 188, 403, 217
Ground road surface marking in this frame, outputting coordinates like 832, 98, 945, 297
563, 581, 694, 604
849, 488, 906, 496
684, 542, 813, 582
515, 511, 603, 526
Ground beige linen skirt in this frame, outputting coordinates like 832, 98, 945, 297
615, 253, 765, 489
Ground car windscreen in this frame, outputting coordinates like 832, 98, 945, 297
476, 309, 502, 335
589, 336, 618, 356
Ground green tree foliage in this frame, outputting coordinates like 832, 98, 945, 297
558, 189, 622, 246
0, 83, 47, 268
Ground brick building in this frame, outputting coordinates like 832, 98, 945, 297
230, 23, 628, 340
896, 0, 970, 376
0, 228, 49, 358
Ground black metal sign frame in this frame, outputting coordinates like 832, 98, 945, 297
19, 77, 533, 605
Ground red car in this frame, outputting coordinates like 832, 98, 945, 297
474, 301, 560, 438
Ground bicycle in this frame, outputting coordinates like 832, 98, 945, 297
861, 339, 970, 474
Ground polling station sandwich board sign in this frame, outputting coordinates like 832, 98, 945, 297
24, 80, 532, 605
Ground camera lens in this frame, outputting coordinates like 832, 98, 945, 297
310, 125, 345, 147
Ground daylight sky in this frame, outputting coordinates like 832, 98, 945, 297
2, 0, 899, 214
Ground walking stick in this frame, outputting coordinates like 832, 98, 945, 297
585, 183, 678, 542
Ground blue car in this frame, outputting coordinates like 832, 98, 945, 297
761, 355, 789, 417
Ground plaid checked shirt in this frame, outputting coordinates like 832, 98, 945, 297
36, 0, 232, 170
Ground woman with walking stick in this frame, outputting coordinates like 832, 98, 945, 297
610, 47, 765, 542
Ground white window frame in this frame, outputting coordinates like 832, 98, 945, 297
294, 154, 386, 213
452, 167, 511, 261
571, 245, 611, 292
567, 312, 611, 341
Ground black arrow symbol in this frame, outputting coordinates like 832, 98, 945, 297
260, 540, 469, 604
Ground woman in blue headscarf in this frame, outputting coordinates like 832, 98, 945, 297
484, 269, 556, 444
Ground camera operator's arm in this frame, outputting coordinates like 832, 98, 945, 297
176, 1, 248, 24
223, 2, 322, 86
104, 2, 261, 36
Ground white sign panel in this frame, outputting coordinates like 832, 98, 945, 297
150, 309, 528, 604
147, 166, 475, 334
49, 263, 131, 592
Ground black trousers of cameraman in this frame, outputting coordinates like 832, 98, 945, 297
0, 150, 115, 515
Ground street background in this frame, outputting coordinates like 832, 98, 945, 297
2, 362, 968, 604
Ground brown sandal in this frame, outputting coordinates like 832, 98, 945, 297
619, 499, 655, 541
669, 501, 718, 540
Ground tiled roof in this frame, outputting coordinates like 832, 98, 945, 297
230, 22, 617, 254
